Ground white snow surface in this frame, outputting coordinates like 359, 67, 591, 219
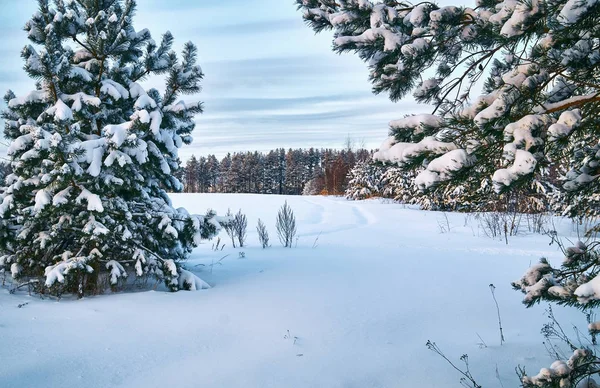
0, 194, 585, 387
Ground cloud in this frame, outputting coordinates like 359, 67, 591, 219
0, 0, 432, 162
183, 93, 427, 158
143, 0, 251, 10
190, 19, 303, 37
205, 93, 368, 112
197, 55, 373, 99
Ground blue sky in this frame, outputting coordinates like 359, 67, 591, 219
0, 0, 427, 159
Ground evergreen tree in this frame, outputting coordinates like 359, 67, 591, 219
218, 153, 232, 192
180, 148, 370, 196
0, 0, 223, 296
276, 148, 286, 195
285, 149, 304, 195
250, 151, 264, 193
297, 0, 600, 384
206, 154, 219, 192
229, 153, 244, 193
345, 161, 387, 200
196, 156, 207, 193
0, 162, 12, 187
263, 150, 279, 194
185, 155, 199, 193
380, 166, 419, 205
296, 0, 590, 201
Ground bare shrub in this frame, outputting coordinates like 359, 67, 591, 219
437, 212, 451, 233
232, 209, 247, 247
525, 212, 549, 234
256, 219, 270, 248
211, 237, 225, 251
277, 201, 297, 248
223, 208, 236, 248
476, 212, 521, 244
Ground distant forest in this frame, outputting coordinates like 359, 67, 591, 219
0, 148, 372, 196
177, 148, 372, 196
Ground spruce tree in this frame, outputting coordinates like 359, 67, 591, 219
0, 0, 223, 296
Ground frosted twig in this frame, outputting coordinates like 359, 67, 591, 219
312, 232, 321, 249
426, 341, 482, 388
476, 332, 487, 348
489, 284, 505, 345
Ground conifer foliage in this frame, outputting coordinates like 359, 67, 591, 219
0, 0, 223, 296
297, 0, 600, 384
296, 0, 598, 203
345, 161, 387, 200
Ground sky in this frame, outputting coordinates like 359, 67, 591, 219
0, 0, 429, 160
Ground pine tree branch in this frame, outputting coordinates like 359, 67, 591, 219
542, 93, 600, 114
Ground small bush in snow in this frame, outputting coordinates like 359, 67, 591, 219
232, 209, 248, 248
223, 208, 237, 248
212, 237, 225, 251
257, 219, 270, 248
525, 213, 549, 234
276, 201, 297, 248
476, 211, 521, 244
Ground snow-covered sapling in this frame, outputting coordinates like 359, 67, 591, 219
345, 161, 386, 200
256, 219, 270, 249
276, 201, 297, 248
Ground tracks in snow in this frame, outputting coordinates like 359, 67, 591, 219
299, 197, 377, 238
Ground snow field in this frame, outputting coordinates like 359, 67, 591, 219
0, 194, 586, 387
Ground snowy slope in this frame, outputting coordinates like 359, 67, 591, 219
0, 194, 586, 387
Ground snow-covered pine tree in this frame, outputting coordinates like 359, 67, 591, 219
345, 161, 386, 200
0, 162, 12, 187
344, 161, 460, 209
379, 165, 420, 205
0, 0, 224, 296
297, 0, 600, 384
296, 0, 584, 204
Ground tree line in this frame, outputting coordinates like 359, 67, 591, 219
178, 148, 372, 195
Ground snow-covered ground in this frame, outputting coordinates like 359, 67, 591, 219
0, 194, 587, 387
